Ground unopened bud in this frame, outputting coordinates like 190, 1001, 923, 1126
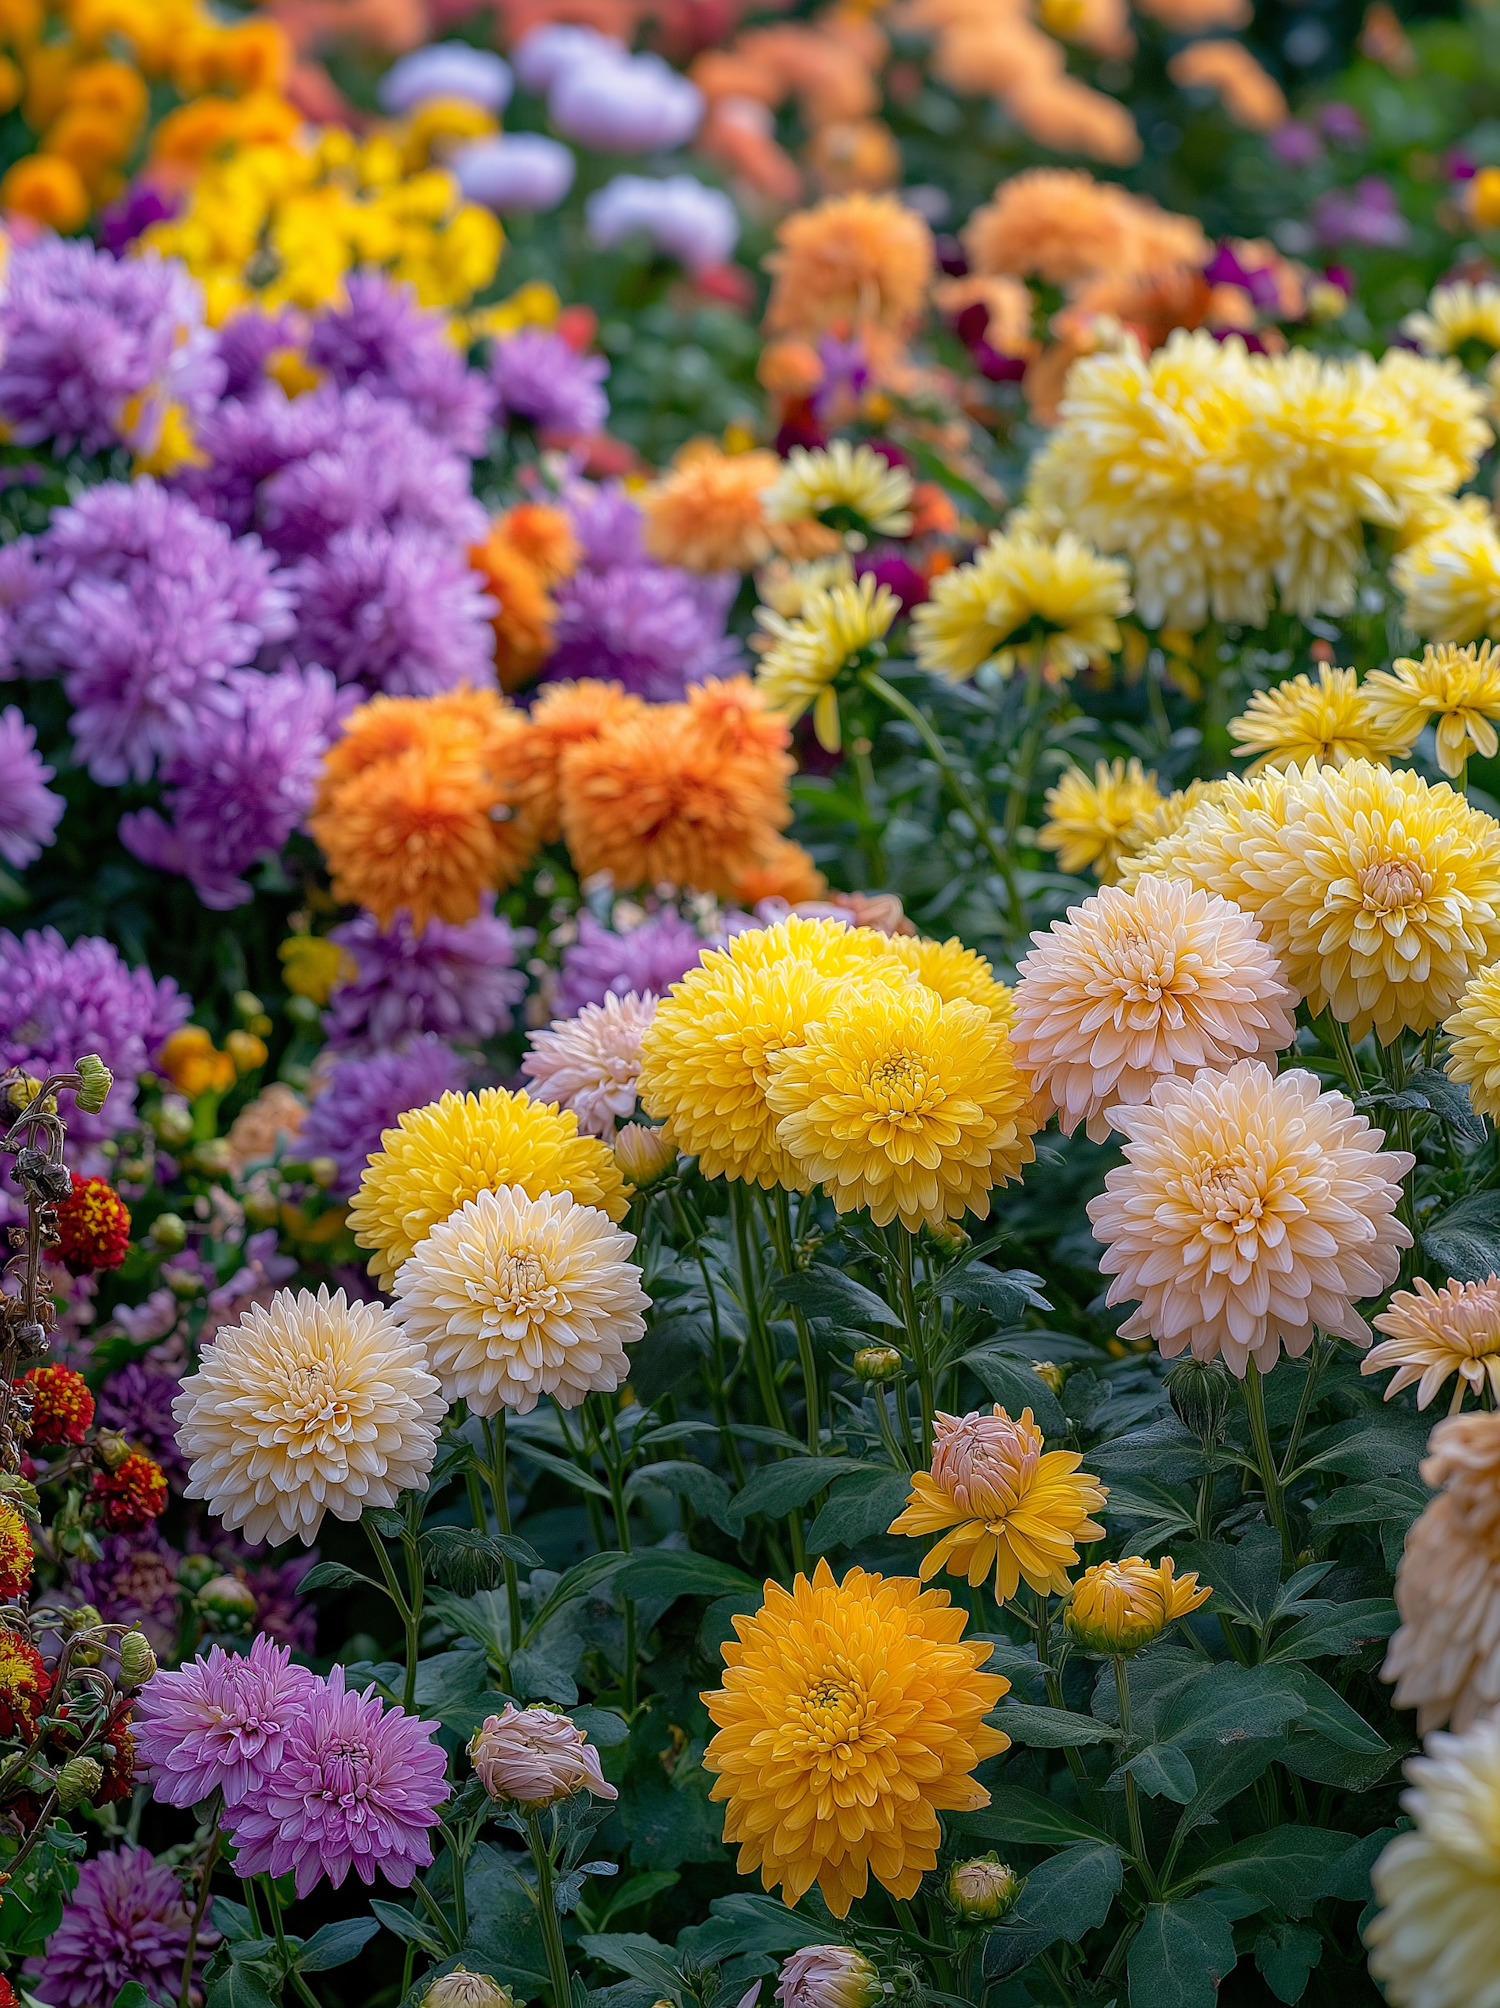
947, 1855, 1019, 1921
191, 1137, 235, 1175
1031, 1360, 1064, 1396
423, 1972, 517, 2008
233, 991, 264, 1025
1165, 1356, 1235, 1447
852, 1345, 902, 1385
148, 1212, 188, 1254
924, 1220, 970, 1257
612, 1122, 677, 1189
225, 1030, 268, 1075
93, 1432, 130, 1472
177, 1553, 217, 1595
118, 1629, 157, 1687
65, 1604, 102, 1634
469, 1704, 619, 1806
5, 1073, 46, 1113
151, 1097, 194, 1147
196, 1574, 259, 1632
72, 1056, 113, 1115
162, 1263, 202, 1299
55, 1754, 103, 1809
775, 1946, 880, 2008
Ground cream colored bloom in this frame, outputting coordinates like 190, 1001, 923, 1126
1365, 1275, 1500, 1413
469, 1703, 618, 1805
611, 1121, 678, 1186
1011, 876, 1296, 1143
424, 1971, 516, 2008
775, 1946, 879, 2008
1403, 278, 1500, 356
520, 991, 657, 1140
1385, 1411, 1500, 1734
1364, 642, 1500, 778
172, 1286, 445, 1546
754, 553, 854, 618
392, 1185, 647, 1415
911, 529, 1130, 684
1039, 758, 1164, 883
1394, 503, 1500, 644
1228, 664, 1403, 773
1445, 961, 1500, 1120
762, 442, 914, 537
753, 573, 899, 752
1087, 1060, 1413, 1376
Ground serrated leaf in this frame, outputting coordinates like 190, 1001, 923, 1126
1127, 1899, 1238, 2008
807, 1468, 914, 1552
296, 1918, 381, 1972
983, 1844, 1122, 1978
296, 1561, 383, 1596
772, 1266, 900, 1328
1154, 1661, 1308, 1747
997, 1701, 1120, 1747
419, 1526, 542, 1595
625, 1460, 734, 1530
1405, 1067, 1485, 1142
938, 1266, 1050, 1320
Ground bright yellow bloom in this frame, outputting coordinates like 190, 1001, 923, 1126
1228, 664, 1402, 774
1364, 643, 1500, 778
1372, 350, 1493, 493
348, 1087, 629, 1291
753, 573, 899, 753
1393, 503, 1500, 644
701, 1560, 1009, 1915
885, 934, 1013, 1022
911, 529, 1130, 685
888, 1405, 1107, 1600
1063, 1556, 1210, 1653
1365, 1276, 1500, 1414
762, 441, 914, 538
278, 935, 354, 1006
1403, 279, 1500, 357
1039, 758, 1164, 882
1445, 962, 1500, 1121
1115, 779, 1237, 886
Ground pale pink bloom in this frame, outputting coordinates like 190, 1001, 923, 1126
469, 1703, 619, 1806
930, 1406, 1041, 1519
1365, 1274, 1500, 1412
1385, 1410, 1500, 1733
520, 990, 656, 1139
776, 1947, 878, 2008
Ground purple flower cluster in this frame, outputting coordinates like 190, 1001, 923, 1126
96, 1360, 191, 1482
0, 704, 63, 868
323, 907, 531, 1049
307, 272, 494, 453
27, 1846, 210, 2008
300, 1035, 470, 1195
556, 907, 707, 1016
490, 327, 609, 437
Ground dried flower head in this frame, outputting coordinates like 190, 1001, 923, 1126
1228, 664, 1401, 774
1040, 758, 1165, 882
1365, 1275, 1500, 1413
469, 1703, 620, 1805
521, 991, 657, 1139
1364, 642, 1500, 778
1063, 1555, 1210, 1653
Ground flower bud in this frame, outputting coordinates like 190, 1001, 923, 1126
423, 1972, 517, 2008
177, 1553, 217, 1595
72, 1055, 113, 1116
5, 1072, 48, 1113
233, 991, 265, 1025
197, 1574, 260, 1633
852, 1345, 902, 1384
469, 1703, 620, 1807
190, 1137, 235, 1176
118, 1629, 157, 1687
93, 1431, 131, 1472
55, 1755, 103, 1810
775, 1946, 880, 2008
64, 1604, 102, 1636
1063, 1555, 1211, 1655
612, 1122, 678, 1188
1165, 1356, 1235, 1447
225, 1030, 268, 1075
924, 1220, 970, 1258
151, 1096, 194, 1147
947, 1855, 1019, 1921
148, 1212, 188, 1254
1030, 1360, 1064, 1396
307, 1157, 339, 1189
163, 1264, 203, 1300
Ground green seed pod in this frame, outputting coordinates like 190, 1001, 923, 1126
55, 1755, 103, 1810
73, 1055, 114, 1115
119, 1629, 158, 1688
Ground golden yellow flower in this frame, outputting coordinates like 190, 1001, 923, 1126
888, 1405, 1107, 1600
1393, 503, 1500, 644
1039, 758, 1164, 882
1365, 1275, 1500, 1414
762, 442, 914, 539
1228, 664, 1402, 774
348, 1087, 629, 1291
1402, 278, 1500, 357
701, 1560, 1009, 1916
753, 573, 899, 752
1385, 1411, 1500, 1733
1115, 778, 1241, 886
1364, 642, 1500, 779
1063, 1555, 1211, 1653
885, 934, 1013, 1022
1372, 349, 1493, 493
1445, 961, 1500, 1120
911, 529, 1130, 685
278, 935, 354, 1006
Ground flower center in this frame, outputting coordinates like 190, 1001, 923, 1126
282, 1358, 353, 1442
318, 1738, 372, 1804
867, 1051, 928, 1110
1193, 1159, 1266, 1233
785, 1660, 885, 1770
1361, 855, 1428, 913
493, 1248, 556, 1318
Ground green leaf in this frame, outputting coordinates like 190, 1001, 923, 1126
956, 1786, 1115, 1850
369, 1900, 447, 1957
365, 1507, 406, 1539
1265, 1599, 1398, 1662
589, 1870, 680, 1930
1127, 1899, 1238, 2008
1316, 1827, 1400, 1904
807, 1468, 915, 1552
1092, 1479, 1198, 1545
938, 1266, 1050, 1320
1174, 1731, 1293, 1826
458, 1844, 552, 1991
1296, 1415, 1428, 1481
1154, 1661, 1309, 1748
1422, 1188, 1500, 1281
772, 1266, 900, 1328
297, 1919, 381, 1972
579, 1933, 683, 1993
997, 1701, 1120, 1747
626, 1460, 733, 1530
983, 1844, 1122, 1979
1308, 1480, 1428, 1535
722, 1457, 867, 1533
615, 1551, 762, 1601
958, 1347, 1065, 1435
1256, 1923, 1323, 2004
110, 1989, 160, 2008
510, 1439, 615, 1498
522, 1551, 630, 1640
419, 1526, 541, 1594
411, 1645, 510, 1735
1123, 1745, 1197, 1803
1282, 1670, 1390, 1754
209, 1899, 255, 1944
675, 1893, 830, 1964
572, 1704, 630, 1748
1198, 1825, 1357, 1919
296, 1561, 384, 1596
206, 1970, 279, 2008
1403, 1067, 1484, 1143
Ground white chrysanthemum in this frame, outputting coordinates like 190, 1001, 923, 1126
172, 1286, 445, 1546
1367, 1714, 1500, 2008
392, 1185, 648, 1415
1011, 876, 1297, 1143
520, 991, 657, 1140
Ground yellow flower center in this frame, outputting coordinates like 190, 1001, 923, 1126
867, 1051, 930, 1111
785, 1662, 888, 1771
496, 1248, 555, 1315
280, 1358, 354, 1449
1361, 855, 1429, 913
1193, 1158, 1271, 1238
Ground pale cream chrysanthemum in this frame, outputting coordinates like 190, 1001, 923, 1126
1228, 664, 1405, 774
1403, 279, 1500, 357
1365, 1276, 1500, 1414
753, 573, 899, 752
1115, 771, 1279, 889
1115, 778, 1238, 886
1011, 876, 1297, 1144
1364, 642, 1500, 778
172, 1286, 445, 1546
1038, 758, 1164, 882
392, 1185, 648, 1415
1445, 961, 1500, 1120
763, 442, 914, 538
1394, 504, 1500, 644
1372, 349, 1493, 493
1086, 1060, 1413, 1375
754, 553, 854, 618
1384, 1411, 1500, 1734
1368, 1715, 1500, 2008
910, 529, 1130, 685
520, 991, 657, 1140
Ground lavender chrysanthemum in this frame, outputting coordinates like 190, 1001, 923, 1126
0, 704, 63, 867
96, 1361, 190, 1483
214, 307, 301, 400
291, 526, 496, 695
177, 383, 347, 535
119, 662, 348, 908
549, 562, 743, 700
323, 908, 531, 1050
69, 1526, 182, 1655
307, 274, 494, 454
490, 328, 609, 437
300, 1037, 470, 1195
0, 539, 44, 679
564, 477, 642, 568
223, 1667, 449, 1897
135, 1633, 318, 1809
27, 1846, 209, 2008
556, 908, 707, 1016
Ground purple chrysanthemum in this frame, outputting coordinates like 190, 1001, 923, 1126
69, 1525, 182, 1656
95, 1360, 189, 1483
0, 240, 223, 457
290, 526, 496, 696
563, 478, 642, 568
118, 662, 349, 908
223, 1667, 449, 1897
175, 383, 347, 536
300, 1036, 470, 1195
205, 1226, 297, 1325
0, 538, 44, 678
307, 273, 494, 454
0, 926, 190, 1141
323, 907, 531, 1050
214, 307, 301, 400
27, 1846, 210, 2008
97, 181, 183, 259
0, 703, 63, 867
134, 1633, 318, 1810
490, 328, 609, 437
556, 908, 707, 1016
548, 561, 743, 700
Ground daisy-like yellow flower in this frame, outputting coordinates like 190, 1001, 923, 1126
1039, 758, 1164, 882
1445, 961, 1500, 1119
1394, 503, 1500, 644
1364, 1275, 1500, 1414
885, 934, 1013, 1022
1402, 279, 1500, 359
765, 985, 1038, 1230
911, 529, 1130, 685
701, 1559, 1009, 1916
762, 441, 914, 538
1228, 664, 1403, 774
348, 1087, 629, 1290
1364, 642, 1500, 778
753, 573, 899, 752
888, 1405, 1107, 1600
1063, 1556, 1211, 1654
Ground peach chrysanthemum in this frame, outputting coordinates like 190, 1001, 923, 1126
1011, 876, 1297, 1143
911, 529, 1130, 685
1166, 41, 1287, 130
642, 443, 783, 574
348, 1086, 629, 1291
520, 991, 656, 1139
508, 679, 646, 844
1039, 758, 1164, 883
469, 524, 556, 692
765, 984, 1038, 1230
962, 168, 1208, 288
172, 1286, 445, 1546
1364, 642, 1500, 779
885, 934, 1013, 1022
1087, 1060, 1413, 1375
1444, 961, 1500, 1121
1384, 1411, 1500, 1733
392, 1186, 647, 1415
1228, 664, 1401, 774
763, 192, 934, 343
729, 836, 828, 908
1365, 1276, 1500, 1414
888, 1405, 1107, 1600
701, 1559, 1009, 1916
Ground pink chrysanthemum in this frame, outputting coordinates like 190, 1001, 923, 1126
1086, 1059, 1412, 1375
222, 1667, 449, 1897
25, 1845, 212, 2008
469, 1703, 620, 1806
1010, 875, 1296, 1142
520, 990, 657, 1139
133, 1632, 318, 1809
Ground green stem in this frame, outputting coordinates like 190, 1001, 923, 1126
1325, 1013, 1365, 1098
730, 1183, 790, 1437
1113, 1657, 1161, 1901
400, 1490, 426, 1717
1003, 655, 1048, 846
588, 1397, 638, 1713
526, 1811, 574, 2008
555, 1403, 610, 1552
1242, 1360, 1295, 1567
1034, 1592, 1089, 1791
179, 1821, 221, 2008
482, 1413, 524, 1665
892, 1227, 934, 1461
261, 1875, 324, 2008
364, 1518, 418, 1710
411, 1873, 462, 1953
443, 1823, 470, 1942
768, 1186, 820, 1455
1278, 1340, 1328, 1486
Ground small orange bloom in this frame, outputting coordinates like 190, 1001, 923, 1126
729, 835, 828, 907
0, 153, 87, 230
509, 679, 646, 843
642, 442, 783, 574
764, 191, 933, 344
469, 525, 555, 693
499, 503, 579, 586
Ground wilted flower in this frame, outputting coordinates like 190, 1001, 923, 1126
469, 1703, 619, 1805
1064, 1556, 1211, 1653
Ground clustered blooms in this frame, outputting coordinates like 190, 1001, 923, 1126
21, 1364, 96, 1447
53, 1174, 133, 1277
92, 1451, 169, 1533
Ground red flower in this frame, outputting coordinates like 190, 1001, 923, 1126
92, 1452, 167, 1532
53, 1173, 131, 1276
0, 1500, 32, 1601
0, 1971, 18, 2006
0, 1632, 51, 1738
19, 1363, 95, 1446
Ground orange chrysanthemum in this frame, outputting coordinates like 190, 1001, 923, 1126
963, 168, 1208, 288
642, 443, 783, 574
469, 523, 556, 692
509, 679, 648, 844
702, 1560, 1009, 1916
497, 503, 580, 585
764, 191, 934, 343
729, 836, 828, 907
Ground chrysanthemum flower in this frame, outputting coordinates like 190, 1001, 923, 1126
643, 443, 783, 574
885, 934, 1013, 1022
497, 502, 579, 585
20, 1362, 95, 1446
753, 573, 898, 752
776, 1946, 879, 2008
134, 1633, 317, 1808
763, 442, 914, 539
702, 1559, 1008, 1915
1393, 503, 1500, 645
1364, 642, 1500, 778
521, 991, 656, 1139
1011, 876, 1297, 1142
1403, 279, 1500, 358
468, 521, 555, 691
911, 529, 1130, 685
0, 1630, 50, 1738
889, 1405, 1106, 1600
0, 1499, 32, 1601
1365, 1275, 1500, 1413
1063, 1555, 1210, 1653
730, 835, 829, 908
1087, 1060, 1412, 1375
1039, 758, 1164, 882
26, 1846, 201, 2008
53, 1172, 132, 1276
349, 1085, 629, 1289
1385, 1410, 1500, 1732
1228, 664, 1401, 774
172, 1286, 446, 1544
763, 191, 934, 344
469, 1703, 620, 1804
502, 678, 645, 845
1444, 961, 1500, 1120
92, 1452, 168, 1533
393, 1185, 647, 1415
1373, 349, 1494, 495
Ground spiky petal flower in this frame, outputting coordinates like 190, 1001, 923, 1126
1039, 759, 1164, 883
1228, 664, 1400, 774
521, 992, 657, 1139
1365, 1276, 1500, 1413
911, 529, 1130, 685
888, 1406, 1106, 1600
1385, 1410, 1500, 1733
1087, 1060, 1413, 1376
1402, 279, 1500, 357
1445, 962, 1500, 1121
20, 1363, 94, 1446
172, 1286, 446, 1545
753, 574, 898, 753
1063, 1556, 1210, 1653
469, 1703, 620, 1804
885, 935, 1013, 1021
0, 1499, 32, 1601
1364, 642, 1500, 778
25, 1846, 204, 2008
762, 442, 914, 538
134, 1633, 318, 1808
92, 1452, 167, 1533
1393, 504, 1500, 646
701, 1560, 1009, 1916
1011, 876, 1297, 1143
0, 1631, 50, 1738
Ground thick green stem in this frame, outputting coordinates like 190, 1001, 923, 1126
364, 1519, 418, 1711
555, 1404, 611, 1552
527, 1811, 574, 2008
481, 1413, 524, 1663
261, 1875, 324, 2008
588, 1397, 638, 1713
410, 1873, 462, 1953
1242, 1360, 1295, 1567
1113, 1658, 1161, 1900
179, 1820, 221, 2008
1003, 655, 1048, 846
1325, 1013, 1365, 1098
730, 1183, 790, 1436
1034, 1592, 1089, 1791
399, 1489, 426, 1717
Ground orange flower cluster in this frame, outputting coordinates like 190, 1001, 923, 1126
470, 504, 582, 692
764, 190, 934, 353
92, 1450, 168, 1533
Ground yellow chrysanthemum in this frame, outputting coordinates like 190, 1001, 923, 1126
1364, 642, 1500, 778
753, 573, 899, 752
1063, 1555, 1210, 1653
1228, 663, 1404, 774
701, 1559, 1009, 1916
1393, 504, 1500, 644
888, 1405, 1107, 1600
1372, 350, 1493, 493
911, 529, 1130, 685
1402, 279, 1500, 358
754, 553, 855, 618
1039, 758, 1164, 882
1444, 961, 1500, 1120
348, 1087, 629, 1290
1115, 773, 1274, 889
762, 441, 914, 538
764, 984, 1038, 1230
278, 935, 354, 1005
885, 934, 1013, 1022
1115, 778, 1238, 886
